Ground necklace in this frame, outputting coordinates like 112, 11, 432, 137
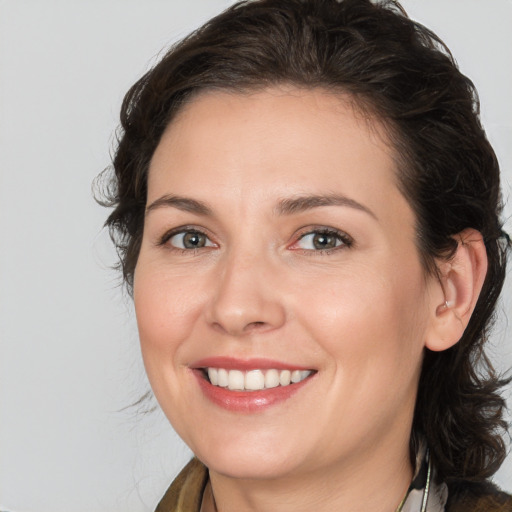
421, 457, 432, 512
396, 455, 432, 512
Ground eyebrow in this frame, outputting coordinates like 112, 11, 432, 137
145, 194, 213, 216
145, 192, 377, 220
274, 194, 377, 220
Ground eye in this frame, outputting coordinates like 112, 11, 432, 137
294, 229, 352, 251
167, 230, 215, 250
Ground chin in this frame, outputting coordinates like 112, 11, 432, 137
201, 450, 301, 480
186, 428, 307, 480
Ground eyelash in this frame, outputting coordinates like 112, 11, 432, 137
158, 226, 217, 254
291, 227, 353, 254
157, 226, 353, 254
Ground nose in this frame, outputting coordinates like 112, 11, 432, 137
205, 249, 286, 337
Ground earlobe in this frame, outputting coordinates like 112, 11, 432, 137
425, 228, 488, 352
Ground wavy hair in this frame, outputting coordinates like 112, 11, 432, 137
99, 0, 510, 485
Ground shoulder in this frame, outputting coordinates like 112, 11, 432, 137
154, 458, 208, 512
446, 481, 512, 512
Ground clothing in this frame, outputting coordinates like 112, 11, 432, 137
154, 457, 512, 512
155, 458, 207, 512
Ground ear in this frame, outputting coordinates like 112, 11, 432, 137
425, 228, 488, 352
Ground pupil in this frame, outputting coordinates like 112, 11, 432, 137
313, 233, 335, 250
184, 232, 205, 248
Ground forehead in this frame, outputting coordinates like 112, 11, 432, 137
147, 86, 409, 224
158, 86, 392, 158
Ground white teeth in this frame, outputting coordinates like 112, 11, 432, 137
291, 370, 302, 383
279, 369, 291, 386
228, 370, 245, 391
245, 370, 265, 391
300, 370, 310, 381
218, 368, 229, 387
264, 369, 280, 388
205, 368, 312, 391
208, 368, 218, 386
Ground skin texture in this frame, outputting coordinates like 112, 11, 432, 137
133, 87, 486, 512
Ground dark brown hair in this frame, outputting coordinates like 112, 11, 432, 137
100, 0, 510, 485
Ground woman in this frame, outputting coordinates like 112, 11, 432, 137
101, 0, 511, 510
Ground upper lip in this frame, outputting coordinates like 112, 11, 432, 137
191, 356, 313, 371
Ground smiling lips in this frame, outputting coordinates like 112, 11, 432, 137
207, 368, 313, 391
192, 358, 315, 411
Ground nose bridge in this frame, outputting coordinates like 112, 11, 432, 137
206, 240, 285, 336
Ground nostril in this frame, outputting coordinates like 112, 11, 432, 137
246, 321, 266, 330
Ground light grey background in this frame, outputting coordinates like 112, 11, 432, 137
0, 1, 510, 511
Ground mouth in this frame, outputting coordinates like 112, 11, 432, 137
191, 357, 316, 411
203, 367, 314, 391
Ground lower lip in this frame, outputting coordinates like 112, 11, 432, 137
193, 371, 313, 412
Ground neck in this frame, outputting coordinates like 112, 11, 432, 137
204, 440, 413, 512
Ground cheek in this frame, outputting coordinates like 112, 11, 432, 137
296, 260, 429, 371
133, 264, 211, 423
133, 265, 206, 360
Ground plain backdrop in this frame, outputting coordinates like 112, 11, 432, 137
0, 1, 511, 511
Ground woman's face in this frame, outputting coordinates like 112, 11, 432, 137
134, 87, 440, 480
